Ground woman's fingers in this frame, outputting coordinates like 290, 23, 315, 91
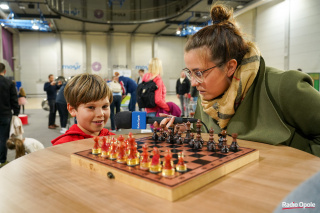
159, 116, 175, 130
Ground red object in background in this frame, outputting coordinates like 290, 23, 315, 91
18, 114, 28, 125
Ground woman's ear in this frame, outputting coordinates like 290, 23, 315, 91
226, 59, 238, 77
67, 103, 77, 117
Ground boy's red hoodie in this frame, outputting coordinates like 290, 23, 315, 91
51, 124, 115, 146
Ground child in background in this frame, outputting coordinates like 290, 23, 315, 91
18, 87, 27, 114
7, 137, 44, 159
51, 73, 115, 146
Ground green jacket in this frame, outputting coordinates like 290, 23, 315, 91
195, 57, 320, 157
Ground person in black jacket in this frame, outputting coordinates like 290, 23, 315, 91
176, 71, 190, 117
0, 63, 20, 167
44, 74, 62, 129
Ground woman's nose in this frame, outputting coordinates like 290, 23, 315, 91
191, 77, 199, 87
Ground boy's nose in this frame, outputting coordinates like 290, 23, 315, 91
96, 108, 104, 116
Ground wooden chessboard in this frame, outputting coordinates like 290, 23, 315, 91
71, 136, 259, 201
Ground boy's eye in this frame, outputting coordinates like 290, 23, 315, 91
87, 106, 95, 109
102, 105, 109, 109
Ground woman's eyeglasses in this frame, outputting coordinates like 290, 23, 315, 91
183, 64, 221, 83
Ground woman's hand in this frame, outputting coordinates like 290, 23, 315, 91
157, 113, 187, 133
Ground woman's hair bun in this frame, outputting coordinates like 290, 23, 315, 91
210, 5, 232, 23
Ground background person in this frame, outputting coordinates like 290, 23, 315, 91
18, 87, 27, 114
56, 82, 68, 134
0, 63, 20, 167
176, 70, 191, 117
44, 74, 62, 129
142, 58, 170, 118
115, 73, 138, 112
108, 76, 123, 131
137, 69, 145, 111
6, 137, 44, 159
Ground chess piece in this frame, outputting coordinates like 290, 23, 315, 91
158, 128, 166, 141
229, 133, 240, 152
218, 130, 227, 150
195, 120, 204, 144
92, 136, 100, 155
152, 126, 158, 141
160, 124, 168, 138
183, 121, 191, 144
188, 133, 195, 148
193, 134, 203, 150
162, 149, 175, 177
221, 137, 229, 153
109, 137, 117, 160
175, 130, 183, 145
166, 129, 175, 144
174, 125, 180, 139
126, 144, 139, 166
100, 137, 109, 158
149, 147, 162, 173
139, 143, 150, 170
207, 128, 216, 152
176, 152, 187, 172
116, 141, 127, 164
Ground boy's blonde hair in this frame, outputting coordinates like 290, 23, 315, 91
7, 137, 25, 159
64, 73, 112, 109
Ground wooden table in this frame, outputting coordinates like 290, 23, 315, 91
0, 133, 319, 213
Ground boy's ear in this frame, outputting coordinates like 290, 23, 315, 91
67, 103, 77, 117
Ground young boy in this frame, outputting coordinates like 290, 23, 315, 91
51, 73, 115, 146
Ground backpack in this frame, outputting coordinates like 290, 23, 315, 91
136, 80, 158, 108
109, 81, 122, 93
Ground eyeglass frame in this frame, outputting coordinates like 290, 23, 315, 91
183, 63, 223, 83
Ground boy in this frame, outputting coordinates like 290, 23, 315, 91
51, 73, 115, 146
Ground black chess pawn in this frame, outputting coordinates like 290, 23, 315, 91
229, 133, 240, 152
221, 137, 229, 153
207, 141, 216, 152
207, 129, 216, 152
166, 129, 175, 144
176, 130, 183, 145
160, 124, 168, 138
183, 121, 191, 144
174, 125, 180, 141
188, 133, 195, 148
158, 128, 166, 141
152, 128, 158, 141
218, 129, 227, 150
193, 134, 203, 150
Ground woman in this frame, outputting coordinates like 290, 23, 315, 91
162, 4, 320, 157
142, 58, 170, 117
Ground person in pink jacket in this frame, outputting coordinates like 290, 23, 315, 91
142, 58, 170, 118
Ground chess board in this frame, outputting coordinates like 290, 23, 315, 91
71, 136, 259, 201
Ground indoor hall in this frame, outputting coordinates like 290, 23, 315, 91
1, 0, 320, 212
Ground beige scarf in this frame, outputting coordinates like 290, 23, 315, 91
201, 42, 260, 129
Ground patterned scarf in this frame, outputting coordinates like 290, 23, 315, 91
201, 42, 260, 129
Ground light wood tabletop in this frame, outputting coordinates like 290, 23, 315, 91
0, 133, 319, 213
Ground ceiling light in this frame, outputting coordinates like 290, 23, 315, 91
236, 5, 244, 9
0, 3, 10, 10
19, 6, 26, 10
32, 23, 39, 30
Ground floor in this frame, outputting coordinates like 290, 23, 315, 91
5, 95, 181, 165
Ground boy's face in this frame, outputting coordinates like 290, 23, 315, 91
68, 97, 110, 136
